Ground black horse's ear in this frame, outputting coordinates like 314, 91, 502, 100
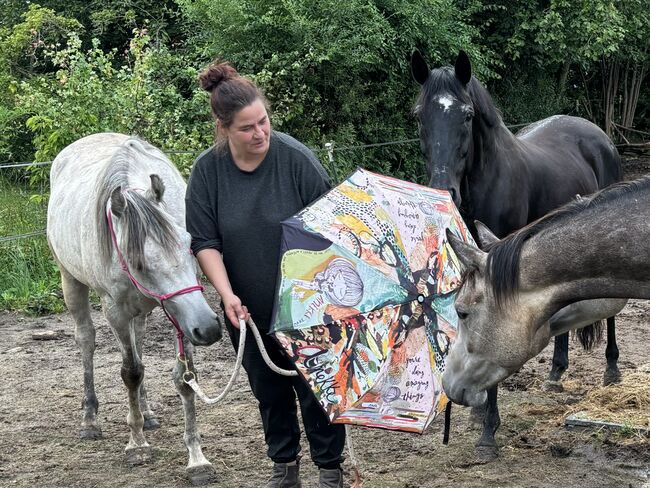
411, 50, 430, 85
110, 187, 126, 217
454, 50, 472, 85
148, 174, 165, 203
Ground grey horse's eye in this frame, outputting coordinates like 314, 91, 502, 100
455, 306, 469, 320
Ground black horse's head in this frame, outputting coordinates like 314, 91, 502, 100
411, 50, 484, 208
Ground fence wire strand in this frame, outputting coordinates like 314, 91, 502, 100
0, 124, 563, 242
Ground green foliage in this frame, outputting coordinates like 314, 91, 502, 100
178, 0, 495, 182
491, 73, 571, 125
0, 4, 83, 79
15, 28, 213, 181
0, 240, 64, 315
0, 4, 82, 162
0, 177, 63, 315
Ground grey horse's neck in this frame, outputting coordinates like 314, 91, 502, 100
518, 178, 650, 308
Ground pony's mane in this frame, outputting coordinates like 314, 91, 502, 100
485, 177, 650, 306
95, 138, 178, 271
414, 66, 501, 128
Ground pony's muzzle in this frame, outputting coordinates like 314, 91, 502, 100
166, 296, 222, 346
190, 312, 222, 346
442, 374, 487, 407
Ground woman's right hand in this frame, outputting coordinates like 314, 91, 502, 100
221, 293, 250, 329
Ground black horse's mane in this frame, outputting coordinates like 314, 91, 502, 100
485, 176, 650, 307
414, 66, 501, 129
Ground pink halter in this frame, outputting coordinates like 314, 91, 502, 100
106, 204, 203, 357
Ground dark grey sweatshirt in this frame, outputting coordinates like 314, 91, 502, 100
185, 131, 331, 330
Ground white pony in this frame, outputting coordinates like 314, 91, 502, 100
47, 133, 222, 483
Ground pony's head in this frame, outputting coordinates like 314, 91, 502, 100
98, 141, 222, 347
440, 224, 554, 407
411, 51, 500, 209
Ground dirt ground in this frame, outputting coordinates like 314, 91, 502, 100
1, 155, 649, 488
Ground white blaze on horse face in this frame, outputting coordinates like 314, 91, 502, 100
435, 94, 456, 113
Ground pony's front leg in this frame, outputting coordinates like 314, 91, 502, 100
172, 341, 216, 485
545, 333, 569, 391
475, 385, 500, 461
133, 314, 161, 430
603, 316, 621, 385
105, 303, 152, 465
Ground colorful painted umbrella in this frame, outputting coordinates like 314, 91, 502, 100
270, 168, 474, 433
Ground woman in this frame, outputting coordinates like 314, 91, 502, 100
185, 61, 346, 488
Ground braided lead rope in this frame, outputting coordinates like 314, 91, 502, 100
182, 318, 247, 404
184, 318, 296, 404
184, 318, 362, 483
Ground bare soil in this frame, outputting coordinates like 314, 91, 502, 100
1, 155, 649, 488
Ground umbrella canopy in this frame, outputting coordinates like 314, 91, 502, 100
271, 168, 474, 433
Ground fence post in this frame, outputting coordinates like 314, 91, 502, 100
324, 141, 337, 184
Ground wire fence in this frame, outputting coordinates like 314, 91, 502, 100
0, 138, 425, 243
0, 121, 585, 243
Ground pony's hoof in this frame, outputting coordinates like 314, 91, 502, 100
475, 445, 499, 462
603, 368, 621, 386
187, 463, 217, 486
143, 417, 161, 431
542, 380, 564, 392
125, 446, 153, 465
80, 425, 102, 440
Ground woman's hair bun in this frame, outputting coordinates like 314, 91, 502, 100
199, 62, 239, 92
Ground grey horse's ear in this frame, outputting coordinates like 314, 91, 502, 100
110, 187, 126, 217
148, 174, 165, 203
474, 220, 499, 250
454, 50, 471, 85
446, 228, 486, 271
411, 50, 430, 86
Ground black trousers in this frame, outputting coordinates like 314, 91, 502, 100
226, 321, 346, 468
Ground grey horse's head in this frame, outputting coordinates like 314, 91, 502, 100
100, 142, 222, 347
440, 226, 553, 407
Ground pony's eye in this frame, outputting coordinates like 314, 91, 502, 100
456, 307, 469, 320
465, 112, 474, 122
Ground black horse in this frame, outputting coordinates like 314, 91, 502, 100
411, 50, 623, 458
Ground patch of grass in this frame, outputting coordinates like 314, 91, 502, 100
0, 175, 64, 315
0, 237, 64, 315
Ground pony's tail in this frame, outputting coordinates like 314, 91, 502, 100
573, 321, 604, 351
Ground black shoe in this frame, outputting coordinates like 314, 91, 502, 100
318, 467, 344, 488
265, 460, 302, 488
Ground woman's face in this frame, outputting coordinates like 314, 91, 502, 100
223, 98, 271, 158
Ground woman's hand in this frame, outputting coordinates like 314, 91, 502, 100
221, 293, 250, 329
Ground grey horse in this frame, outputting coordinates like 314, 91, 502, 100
47, 133, 222, 482
442, 178, 649, 406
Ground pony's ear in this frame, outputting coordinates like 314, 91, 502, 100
110, 187, 126, 217
411, 50, 430, 86
446, 228, 486, 271
454, 50, 472, 85
148, 174, 165, 203
474, 220, 500, 250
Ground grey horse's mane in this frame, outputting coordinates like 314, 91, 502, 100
484, 176, 650, 307
95, 138, 178, 271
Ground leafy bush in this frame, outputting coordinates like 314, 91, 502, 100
177, 0, 497, 182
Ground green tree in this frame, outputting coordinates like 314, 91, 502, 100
0, 5, 82, 162
177, 0, 496, 181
